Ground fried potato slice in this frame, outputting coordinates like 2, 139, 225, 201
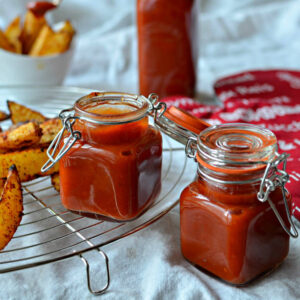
0, 147, 58, 182
5, 16, 22, 54
51, 173, 60, 192
59, 20, 76, 36
7, 100, 47, 124
0, 110, 9, 122
0, 122, 42, 150
0, 30, 15, 53
20, 10, 46, 54
29, 22, 74, 56
0, 165, 23, 250
28, 24, 53, 56
39, 118, 62, 145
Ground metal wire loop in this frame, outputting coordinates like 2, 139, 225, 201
41, 111, 81, 172
257, 153, 298, 238
80, 249, 110, 296
185, 136, 198, 159
147, 94, 167, 120
148, 93, 159, 106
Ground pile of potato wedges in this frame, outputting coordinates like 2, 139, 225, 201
0, 100, 62, 250
0, 10, 75, 56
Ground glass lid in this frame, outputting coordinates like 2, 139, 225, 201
197, 123, 278, 171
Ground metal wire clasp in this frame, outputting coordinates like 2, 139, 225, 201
185, 136, 198, 159
257, 153, 298, 238
148, 93, 167, 121
41, 108, 81, 172
148, 93, 198, 146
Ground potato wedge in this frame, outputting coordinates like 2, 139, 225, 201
28, 24, 53, 56
39, 118, 62, 145
29, 23, 74, 56
0, 110, 9, 122
0, 147, 58, 182
59, 20, 76, 36
51, 173, 60, 192
20, 10, 46, 54
7, 100, 47, 124
0, 165, 23, 250
5, 16, 22, 54
0, 122, 42, 150
0, 178, 5, 192
0, 30, 15, 53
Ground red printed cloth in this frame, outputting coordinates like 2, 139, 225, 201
163, 70, 300, 221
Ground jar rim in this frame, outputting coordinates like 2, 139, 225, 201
74, 92, 151, 125
197, 123, 277, 175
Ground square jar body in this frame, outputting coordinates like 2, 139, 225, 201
180, 180, 290, 285
59, 125, 162, 221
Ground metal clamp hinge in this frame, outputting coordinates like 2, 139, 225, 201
41, 108, 81, 172
257, 153, 298, 238
148, 93, 167, 122
185, 136, 198, 159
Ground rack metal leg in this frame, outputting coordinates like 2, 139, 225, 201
80, 248, 110, 295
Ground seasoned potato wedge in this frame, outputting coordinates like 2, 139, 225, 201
7, 100, 47, 124
59, 20, 76, 36
0, 147, 58, 182
0, 178, 5, 192
0, 110, 9, 122
39, 118, 62, 145
0, 30, 15, 53
0, 122, 42, 150
0, 165, 23, 250
51, 173, 60, 192
29, 23, 74, 56
20, 10, 46, 54
5, 16, 22, 54
28, 24, 53, 56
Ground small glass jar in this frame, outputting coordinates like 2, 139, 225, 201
180, 123, 298, 285
44, 92, 162, 221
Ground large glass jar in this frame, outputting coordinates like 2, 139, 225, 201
137, 0, 198, 98
180, 123, 298, 285
46, 92, 162, 221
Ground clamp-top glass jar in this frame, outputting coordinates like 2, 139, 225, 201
180, 123, 298, 285
43, 92, 163, 221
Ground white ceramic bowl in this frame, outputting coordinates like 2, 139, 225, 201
0, 43, 74, 86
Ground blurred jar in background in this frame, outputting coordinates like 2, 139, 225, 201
137, 0, 198, 98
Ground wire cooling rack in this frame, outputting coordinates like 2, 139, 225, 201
0, 86, 194, 295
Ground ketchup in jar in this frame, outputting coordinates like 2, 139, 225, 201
137, 0, 198, 98
56, 93, 162, 221
180, 123, 298, 285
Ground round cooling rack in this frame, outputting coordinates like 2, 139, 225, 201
0, 86, 196, 294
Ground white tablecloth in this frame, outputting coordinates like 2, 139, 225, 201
0, 0, 300, 299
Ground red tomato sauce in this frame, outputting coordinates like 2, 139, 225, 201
137, 0, 197, 98
59, 105, 162, 221
27, 1, 57, 17
180, 173, 290, 285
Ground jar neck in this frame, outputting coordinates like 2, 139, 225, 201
74, 117, 149, 145
197, 162, 269, 185
196, 163, 275, 205
73, 92, 152, 145
74, 92, 151, 125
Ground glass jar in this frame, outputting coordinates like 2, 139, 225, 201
137, 0, 198, 98
180, 123, 298, 285
43, 92, 162, 221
